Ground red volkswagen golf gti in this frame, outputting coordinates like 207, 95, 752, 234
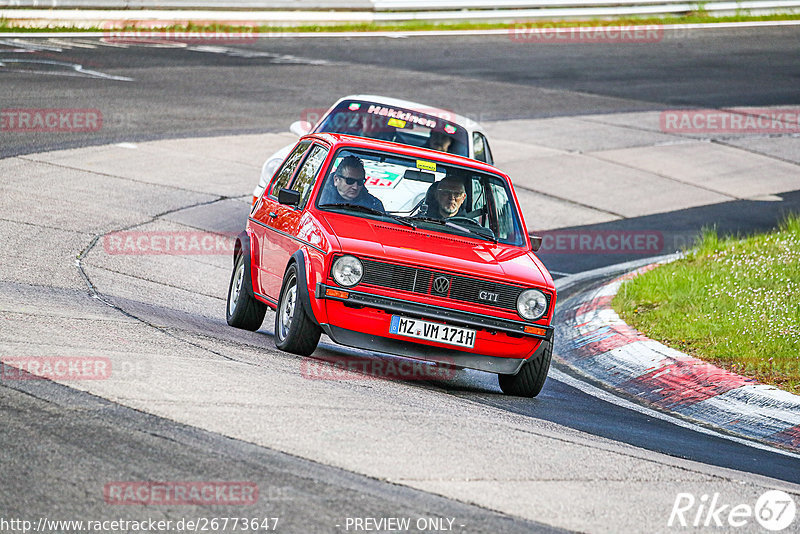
227, 133, 556, 397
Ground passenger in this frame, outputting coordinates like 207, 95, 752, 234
431, 176, 467, 219
319, 155, 385, 212
427, 131, 453, 153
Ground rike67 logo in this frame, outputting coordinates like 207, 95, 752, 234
669, 490, 796, 531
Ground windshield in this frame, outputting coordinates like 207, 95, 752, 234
314, 100, 469, 158
316, 148, 525, 246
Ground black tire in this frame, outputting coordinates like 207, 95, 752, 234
498, 340, 552, 397
226, 250, 267, 331
274, 263, 321, 356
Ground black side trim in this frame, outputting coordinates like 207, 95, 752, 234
316, 284, 552, 340
254, 291, 278, 306
234, 230, 248, 266
248, 217, 325, 254
291, 250, 320, 326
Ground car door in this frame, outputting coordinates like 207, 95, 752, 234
253, 141, 328, 300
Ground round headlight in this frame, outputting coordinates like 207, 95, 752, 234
517, 289, 548, 320
332, 255, 363, 288
262, 157, 281, 182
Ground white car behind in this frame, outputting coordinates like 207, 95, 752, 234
251, 94, 494, 203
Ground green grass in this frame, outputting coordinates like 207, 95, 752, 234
1, 12, 799, 34
613, 215, 800, 394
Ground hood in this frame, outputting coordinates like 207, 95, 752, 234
321, 212, 551, 288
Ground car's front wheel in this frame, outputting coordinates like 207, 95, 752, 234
498, 341, 552, 397
275, 263, 321, 356
226, 251, 267, 331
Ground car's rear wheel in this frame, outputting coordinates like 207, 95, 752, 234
226, 251, 267, 331
275, 263, 321, 356
498, 341, 552, 397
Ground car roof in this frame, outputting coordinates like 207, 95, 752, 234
309, 133, 504, 176
329, 94, 486, 134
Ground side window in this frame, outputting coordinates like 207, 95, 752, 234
291, 144, 328, 208
488, 181, 518, 241
472, 132, 493, 165
268, 140, 312, 198
472, 132, 487, 163
470, 176, 487, 225
482, 134, 494, 165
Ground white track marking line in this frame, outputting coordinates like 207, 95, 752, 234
47, 38, 96, 48
1, 20, 800, 39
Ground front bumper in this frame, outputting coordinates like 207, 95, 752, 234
320, 323, 552, 375
315, 283, 553, 374
315, 283, 551, 340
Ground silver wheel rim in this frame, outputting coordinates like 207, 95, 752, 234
229, 259, 245, 316
278, 273, 297, 341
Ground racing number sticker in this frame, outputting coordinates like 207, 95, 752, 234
364, 161, 404, 188
366, 177, 394, 187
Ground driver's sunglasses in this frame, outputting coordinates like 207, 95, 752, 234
438, 189, 465, 199
336, 173, 365, 186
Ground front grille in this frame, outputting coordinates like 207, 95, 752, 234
360, 261, 418, 292
358, 258, 550, 315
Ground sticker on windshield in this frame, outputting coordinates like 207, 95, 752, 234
444, 124, 457, 134
416, 160, 437, 172
387, 118, 407, 129
364, 161, 404, 188
366, 105, 437, 129
348, 103, 361, 111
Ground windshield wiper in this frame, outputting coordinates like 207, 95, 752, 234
413, 217, 497, 243
322, 203, 416, 229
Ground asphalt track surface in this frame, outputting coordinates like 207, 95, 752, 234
2, 25, 800, 158
1, 27, 800, 533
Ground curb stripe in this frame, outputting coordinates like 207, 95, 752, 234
621, 361, 753, 410
770, 425, 800, 449
574, 295, 614, 317
556, 260, 800, 454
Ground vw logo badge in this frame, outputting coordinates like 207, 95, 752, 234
432, 276, 450, 294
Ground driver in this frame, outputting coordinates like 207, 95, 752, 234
320, 155, 385, 212
427, 131, 453, 153
433, 176, 467, 219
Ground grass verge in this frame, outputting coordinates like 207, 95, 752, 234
0, 12, 799, 34
613, 215, 800, 394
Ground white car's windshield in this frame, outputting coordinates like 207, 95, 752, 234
314, 100, 470, 158
316, 148, 525, 246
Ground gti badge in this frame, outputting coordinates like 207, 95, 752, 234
479, 290, 499, 302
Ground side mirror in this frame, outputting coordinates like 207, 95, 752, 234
289, 120, 312, 137
278, 188, 301, 206
530, 235, 542, 252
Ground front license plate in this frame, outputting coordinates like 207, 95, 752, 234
389, 316, 476, 348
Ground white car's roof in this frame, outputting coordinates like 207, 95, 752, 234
329, 94, 486, 135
